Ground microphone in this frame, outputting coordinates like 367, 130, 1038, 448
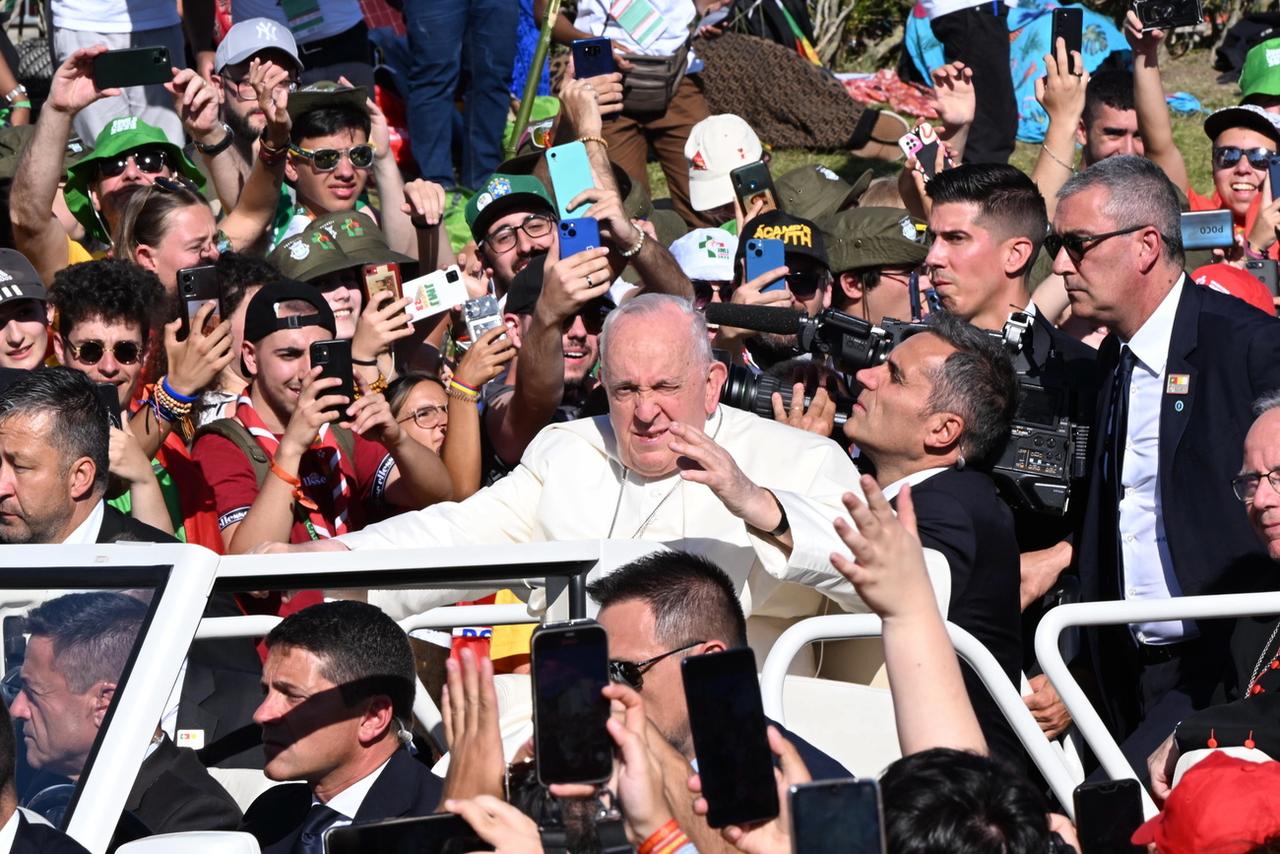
703, 303, 805, 335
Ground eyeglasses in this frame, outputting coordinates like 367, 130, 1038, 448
1044, 224, 1147, 261
1232, 467, 1280, 502
608, 640, 705, 691
397, 403, 448, 429
692, 280, 727, 310
95, 148, 169, 179
567, 303, 610, 335
64, 338, 142, 365
483, 214, 556, 254
222, 74, 297, 103
289, 143, 376, 172
1213, 146, 1276, 171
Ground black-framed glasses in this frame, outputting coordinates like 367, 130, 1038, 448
1213, 145, 1276, 171
483, 214, 556, 254
692, 280, 727, 310
787, 269, 832, 299
567, 302, 610, 335
289, 143, 376, 172
397, 403, 448, 429
222, 74, 297, 103
1044, 224, 1147, 261
1232, 467, 1280, 502
95, 148, 169, 179
608, 640, 705, 691
64, 337, 142, 365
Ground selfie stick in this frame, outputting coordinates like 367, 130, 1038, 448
507, 0, 562, 160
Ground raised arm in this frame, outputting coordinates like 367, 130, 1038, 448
1125, 10, 1188, 191
217, 60, 291, 249
444, 326, 517, 498
1031, 40, 1089, 220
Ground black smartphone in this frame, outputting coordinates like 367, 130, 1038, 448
323, 814, 492, 854
91, 46, 172, 89
177, 265, 220, 341
682, 647, 779, 828
1132, 0, 1202, 30
93, 382, 122, 430
790, 779, 885, 854
1247, 259, 1280, 297
1051, 8, 1084, 74
572, 37, 616, 79
1073, 779, 1144, 853
531, 619, 612, 786
730, 161, 779, 215
308, 339, 355, 417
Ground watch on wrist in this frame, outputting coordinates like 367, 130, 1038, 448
195, 123, 235, 156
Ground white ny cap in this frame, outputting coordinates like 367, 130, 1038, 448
215, 17, 303, 74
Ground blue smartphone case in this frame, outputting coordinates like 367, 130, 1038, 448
744, 238, 787, 292
559, 218, 601, 258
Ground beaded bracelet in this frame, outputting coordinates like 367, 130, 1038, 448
620, 226, 646, 258
579, 134, 609, 149
161, 375, 198, 404
152, 382, 194, 423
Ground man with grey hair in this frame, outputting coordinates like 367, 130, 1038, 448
263, 294, 870, 646
1052, 154, 1280, 775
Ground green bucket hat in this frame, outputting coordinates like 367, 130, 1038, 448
465, 172, 556, 242
286, 81, 368, 123
818, 207, 927, 274
63, 117, 206, 245
1241, 38, 1280, 99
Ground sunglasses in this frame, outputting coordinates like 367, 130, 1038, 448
289, 143, 376, 172
64, 338, 142, 365
608, 640, 704, 691
1044, 224, 1147, 261
787, 270, 831, 299
692, 280, 727, 310
566, 303, 610, 336
1212, 145, 1276, 171
96, 148, 169, 179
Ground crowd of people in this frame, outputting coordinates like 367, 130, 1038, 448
4, 0, 1280, 850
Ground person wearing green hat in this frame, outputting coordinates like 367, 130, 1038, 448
1240, 37, 1280, 113
819, 206, 927, 327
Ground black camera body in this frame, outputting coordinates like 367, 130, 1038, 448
1130, 0, 1202, 30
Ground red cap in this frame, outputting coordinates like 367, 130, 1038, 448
1191, 263, 1276, 315
1130, 752, 1280, 853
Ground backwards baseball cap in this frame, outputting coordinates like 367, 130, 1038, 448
819, 207, 927, 273
1130, 752, 1280, 853
63, 116, 207, 245
0, 249, 47, 305
775, 164, 872, 221
242, 279, 336, 346
685, 114, 764, 212
737, 210, 829, 268
286, 82, 368, 123
465, 173, 557, 242
1241, 38, 1280, 99
1204, 103, 1280, 145
215, 17, 302, 74
670, 228, 737, 281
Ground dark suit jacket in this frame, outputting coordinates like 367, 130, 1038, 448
240, 748, 444, 853
11, 813, 90, 854
896, 468, 1024, 764
95, 505, 176, 544
1078, 283, 1280, 723
123, 735, 242, 836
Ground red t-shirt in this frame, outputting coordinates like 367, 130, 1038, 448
192, 427, 396, 544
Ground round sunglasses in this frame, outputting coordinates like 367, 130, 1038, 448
64, 338, 143, 365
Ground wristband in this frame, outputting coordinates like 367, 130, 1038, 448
578, 134, 609, 149
9, 100, 30, 109
352, 356, 379, 367
638, 820, 688, 854
3, 84, 27, 104
450, 377, 479, 393
762, 491, 789, 538
620, 226, 646, 258
194, 123, 234, 155
258, 144, 286, 166
161, 375, 198, 404
269, 460, 319, 510
448, 380, 480, 402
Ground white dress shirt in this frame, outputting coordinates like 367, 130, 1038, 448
59, 500, 105, 545
881, 467, 951, 502
314, 755, 393, 830
1118, 276, 1196, 644
0, 808, 18, 854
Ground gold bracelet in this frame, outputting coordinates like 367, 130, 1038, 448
354, 372, 388, 400
578, 134, 609, 149
1040, 144, 1076, 174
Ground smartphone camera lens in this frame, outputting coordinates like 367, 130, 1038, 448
446, 270, 460, 282
565, 225, 577, 237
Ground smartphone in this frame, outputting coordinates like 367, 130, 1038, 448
94, 382, 122, 430
1133, 0, 1203, 31
92, 46, 172, 89
177, 265, 220, 341
462, 295, 505, 346
324, 814, 492, 854
1179, 209, 1234, 250
546, 141, 595, 219
897, 124, 949, 181
1247, 259, 1280, 297
308, 339, 354, 417
363, 262, 402, 310
790, 779, 885, 854
1073, 779, 1144, 853
1051, 8, 1084, 75
744, 237, 788, 293
558, 217, 601, 258
682, 647, 779, 828
404, 265, 469, 322
572, 37, 616, 79
730, 161, 779, 216
530, 619, 612, 786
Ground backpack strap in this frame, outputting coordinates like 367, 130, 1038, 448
196, 418, 271, 489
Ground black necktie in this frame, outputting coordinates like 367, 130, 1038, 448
293, 804, 344, 854
1102, 345, 1137, 580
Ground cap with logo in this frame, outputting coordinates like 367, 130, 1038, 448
243, 279, 336, 346
819, 207, 927, 273
736, 210, 829, 269
1241, 37, 1280, 99
1203, 103, 1280, 145
286, 82, 369, 123
670, 228, 738, 281
0, 249, 47, 305
64, 116, 207, 245
685, 114, 764, 212
270, 213, 416, 283
775, 164, 872, 221
215, 17, 303, 74
465, 173, 557, 242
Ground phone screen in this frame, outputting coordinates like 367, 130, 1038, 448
790, 779, 885, 854
682, 648, 779, 828
531, 621, 612, 785
1074, 780, 1144, 853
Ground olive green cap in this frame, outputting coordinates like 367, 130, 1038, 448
818, 207, 927, 273
775, 164, 871, 221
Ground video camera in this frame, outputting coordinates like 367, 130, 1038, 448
704, 304, 1090, 516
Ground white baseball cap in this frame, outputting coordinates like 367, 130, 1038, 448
216, 17, 303, 74
685, 114, 763, 212
669, 228, 738, 281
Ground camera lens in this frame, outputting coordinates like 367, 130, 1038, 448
446, 270, 460, 282
566, 225, 577, 237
